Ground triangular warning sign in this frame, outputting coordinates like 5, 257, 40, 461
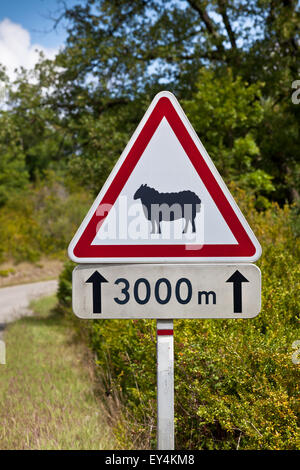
68, 91, 261, 263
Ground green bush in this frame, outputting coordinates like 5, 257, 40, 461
0, 172, 92, 263
57, 260, 75, 315
58, 190, 300, 449
0, 114, 29, 206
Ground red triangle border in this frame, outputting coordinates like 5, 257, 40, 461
72, 96, 257, 260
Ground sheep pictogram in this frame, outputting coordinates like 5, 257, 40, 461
133, 184, 201, 234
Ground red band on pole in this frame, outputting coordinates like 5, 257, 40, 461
157, 329, 174, 336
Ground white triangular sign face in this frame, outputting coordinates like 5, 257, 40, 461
68, 91, 261, 263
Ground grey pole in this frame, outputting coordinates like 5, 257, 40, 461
156, 319, 174, 450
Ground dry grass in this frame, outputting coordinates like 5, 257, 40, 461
0, 258, 63, 287
0, 295, 117, 449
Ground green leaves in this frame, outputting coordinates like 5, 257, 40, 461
0, 113, 29, 206
183, 68, 267, 194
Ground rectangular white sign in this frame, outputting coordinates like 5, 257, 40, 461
72, 264, 261, 319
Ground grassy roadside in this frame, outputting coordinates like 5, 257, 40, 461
0, 258, 63, 287
0, 295, 116, 450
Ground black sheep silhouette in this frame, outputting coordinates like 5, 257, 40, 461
134, 184, 201, 234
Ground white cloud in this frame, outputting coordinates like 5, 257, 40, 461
0, 18, 58, 81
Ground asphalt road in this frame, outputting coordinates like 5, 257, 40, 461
0, 280, 58, 330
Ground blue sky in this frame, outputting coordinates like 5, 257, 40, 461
0, 0, 78, 48
0, 0, 80, 80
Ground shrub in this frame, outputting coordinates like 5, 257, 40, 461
0, 114, 29, 206
57, 260, 75, 315
0, 172, 92, 263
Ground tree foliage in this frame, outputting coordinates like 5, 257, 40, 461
0, 0, 299, 202
0, 113, 29, 205
55, 0, 300, 202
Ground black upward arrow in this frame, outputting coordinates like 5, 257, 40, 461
86, 271, 108, 314
226, 270, 249, 313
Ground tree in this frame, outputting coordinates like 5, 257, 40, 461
1, 1, 298, 202
182, 69, 271, 192
50, 0, 299, 202
4, 61, 72, 180
0, 113, 29, 205
54, 0, 299, 93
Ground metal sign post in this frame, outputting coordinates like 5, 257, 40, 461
157, 319, 174, 450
